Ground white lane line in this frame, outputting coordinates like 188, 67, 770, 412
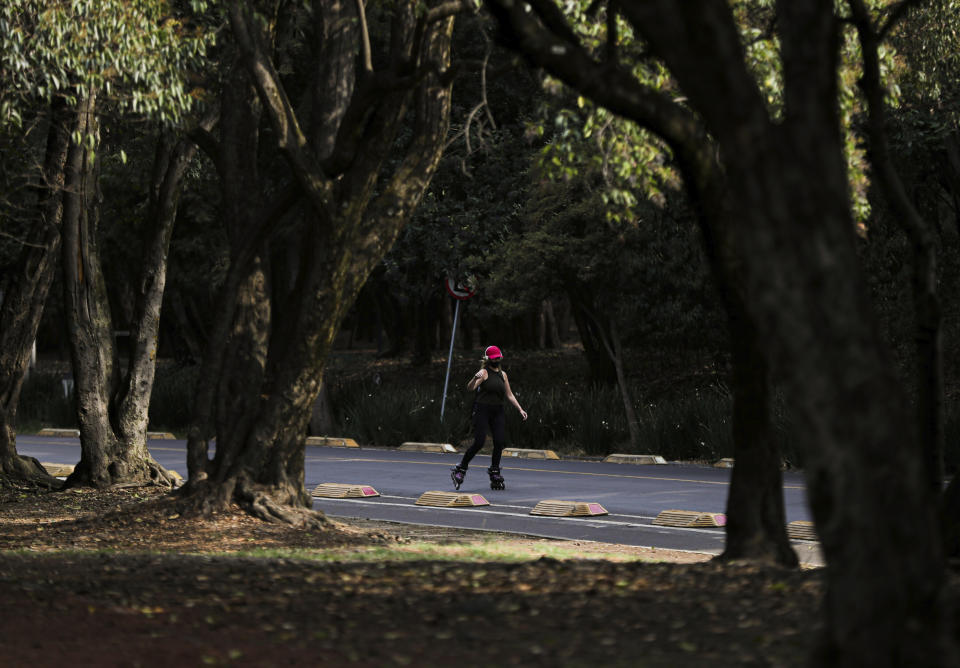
311, 497, 727, 536
377, 495, 665, 522
306, 455, 805, 490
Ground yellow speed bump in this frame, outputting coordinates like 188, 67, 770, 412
415, 491, 489, 507
653, 510, 727, 528
312, 483, 380, 498
502, 448, 559, 460
399, 442, 457, 453
530, 500, 608, 517
40, 462, 74, 477
787, 520, 817, 541
306, 436, 360, 448
147, 431, 176, 440
603, 454, 667, 465
37, 428, 80, 438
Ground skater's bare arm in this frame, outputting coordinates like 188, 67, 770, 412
503, 373, 528, 420
467, 368, 487, 391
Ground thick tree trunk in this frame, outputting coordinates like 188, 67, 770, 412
62, 99, 196, 489
61, 94, 140, 486
737, 143, 946, 666
0, 99, 72, 485
178, 1, 457, 523
484, 1, 952, 660
718, 308, 797, 566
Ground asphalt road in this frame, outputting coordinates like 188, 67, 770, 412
14, 435, 820, 562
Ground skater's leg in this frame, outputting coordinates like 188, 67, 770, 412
489, 405, 506, 469
458, 403, 489, 469
486, 406, 507, 489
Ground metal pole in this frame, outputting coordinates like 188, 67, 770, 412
440, 299, 461, 422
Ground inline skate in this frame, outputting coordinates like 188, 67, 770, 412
488, 466, 505, 490
451, 465, 467, 490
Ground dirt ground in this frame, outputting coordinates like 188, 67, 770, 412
0, 480, 943, 667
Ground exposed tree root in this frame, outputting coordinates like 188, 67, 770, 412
716, 540, 799, 569
0, 454, 64, 490
244, 492, 332, 529
173, 477, 333, 530
63, 458, 176, 491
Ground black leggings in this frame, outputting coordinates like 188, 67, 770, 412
459, 402, 506, 470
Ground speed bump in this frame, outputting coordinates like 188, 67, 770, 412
415, 491, 489, 507
603, 454, 667, 465
652, 510, 727, 528
502, 448, 559, 460
37, 428, 80, 437
787, 520, 817, 541
399, 442, 457, 453
530, 500, 608, 517
306, 436, 359, 448
312, 483, 380, 498
40, 462, 74, 477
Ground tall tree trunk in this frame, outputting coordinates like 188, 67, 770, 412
484, 0, 953, 661
61, 92, 131, 487
176, 0, 458, 525
719, 306, 796, 566
0, 99, 72, 484
63, 97, 202, 488
184, 56, 270, 488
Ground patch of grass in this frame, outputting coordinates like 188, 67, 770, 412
208, 539, 680, 564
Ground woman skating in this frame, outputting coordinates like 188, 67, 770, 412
451, 346, 527, 490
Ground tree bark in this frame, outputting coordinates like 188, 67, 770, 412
485, 0, 952, 662
0, 99, 72, 485
62, 96, 206, 489
178, 1, 459, 524
718, 306, 796, 566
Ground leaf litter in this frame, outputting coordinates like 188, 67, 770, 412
1, 478, 956, 667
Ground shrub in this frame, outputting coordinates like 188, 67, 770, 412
16, 370, 76, 431
148, 363, 198, 433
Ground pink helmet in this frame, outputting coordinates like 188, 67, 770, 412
484, 345, 503, 361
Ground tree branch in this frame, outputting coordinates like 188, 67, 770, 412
354, 0, 374, 72
482, 0, 718, 194
878, 0, 926, 39
227, 0, 333, 226
848, 0, 943, 489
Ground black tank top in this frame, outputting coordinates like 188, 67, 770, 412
476, 369, 506, 405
